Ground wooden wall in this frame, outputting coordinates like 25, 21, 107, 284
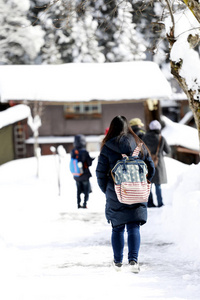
38, 101, 145, 137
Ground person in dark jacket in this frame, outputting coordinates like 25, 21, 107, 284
129, 118, 146, 140
143, 120, 171, 208
71, 134, 94, 209
96, 116, 155, 272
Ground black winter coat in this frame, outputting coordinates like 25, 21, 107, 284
96, 134, 155, 227
131, 125, 145, 140
143, 130, 171, 184
71, 135, 93, 182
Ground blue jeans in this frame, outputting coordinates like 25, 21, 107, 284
148, 184, 163, 207
111, 222, 140, 263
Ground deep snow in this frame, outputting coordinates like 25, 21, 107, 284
0, 152, 200, 300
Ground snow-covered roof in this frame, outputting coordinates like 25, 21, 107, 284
179, 111, 193, 125
0, 104, 31, 129
161, 116, 199, 152
0, 62, 172, 102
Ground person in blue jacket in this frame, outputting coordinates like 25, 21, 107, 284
96, 116, 155, 272
71, 134, 94, 209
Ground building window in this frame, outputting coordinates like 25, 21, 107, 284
64, 102, 102, 119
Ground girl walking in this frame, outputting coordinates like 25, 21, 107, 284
96, 116, 155, 272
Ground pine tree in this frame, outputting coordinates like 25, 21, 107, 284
30, 0, 105, 63
91, 0, 118, 59
0, 0, 45, 64
130, 1, 170, 74
109, 1, 146, 61
91, 0, 146, 62
29, 0, 62, 64
68, 7, 105, 63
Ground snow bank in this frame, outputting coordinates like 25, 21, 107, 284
158, 160, 200, 263
0, 104, 31, 129
172, 163, 200, 260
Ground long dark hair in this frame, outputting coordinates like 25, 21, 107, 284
101, 115, 142, 149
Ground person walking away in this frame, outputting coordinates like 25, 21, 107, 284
129, 118, 145, 140
71, 134, 94, 209
96, 116, 155, 272
143, 120, 171, 207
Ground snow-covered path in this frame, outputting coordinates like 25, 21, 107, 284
1, 207, 199, 300
0, 154, 200, 300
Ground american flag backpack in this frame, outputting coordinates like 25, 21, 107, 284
111, 144, 151, 205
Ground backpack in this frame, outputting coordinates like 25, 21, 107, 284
70, 150, 83, 177
111, 144, 151, 205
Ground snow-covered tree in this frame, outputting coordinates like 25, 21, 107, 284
53, 1, 105, 63
28, 101, 43, 177
106, 1, 146, 61
160, 1, 200, 144
92, 0, 146, 62
29, 0, 62, 64
68, 7, 105, 63
30, 0, 105, 63
0, 0, 45, 64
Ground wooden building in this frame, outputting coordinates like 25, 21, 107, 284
0, 105, 30, 165
161, 116, 199, 165
0, 62, 172, 159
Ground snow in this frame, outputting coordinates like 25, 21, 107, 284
11, 0, 30, 11
0, 104, 31, 129
105, 1, 146, 62
0, 0, 45, 64
0, 150, 200, 300
162, 116, 199, 151
25, 135, 102, 144
0, 61, 172, 102
179, 111, 194, 125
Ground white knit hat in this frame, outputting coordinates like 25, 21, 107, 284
149, 120, 161, 130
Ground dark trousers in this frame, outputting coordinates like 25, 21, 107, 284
76, 180, 90, 207
111, 222, 140, 263
148, 183, 163, 207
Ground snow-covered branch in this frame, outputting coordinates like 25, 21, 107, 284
164, 3, 200, 146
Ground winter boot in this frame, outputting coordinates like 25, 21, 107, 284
83, 202, 87, 208
129, 261, 140, 273
112, 261, 123, 272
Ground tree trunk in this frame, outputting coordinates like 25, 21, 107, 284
165, 0, 200, 151
171, 60, 200, 149
182, 0, 200, 23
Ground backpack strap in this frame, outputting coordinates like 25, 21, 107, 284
132, 143, 143, 157
74, 149, 79, 159
121, 143, 142, 158
155, 135, 162, 156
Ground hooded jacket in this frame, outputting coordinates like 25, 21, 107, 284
96, 134, 155, 227
131, 125, 145, 140
71, 135, 93, 182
